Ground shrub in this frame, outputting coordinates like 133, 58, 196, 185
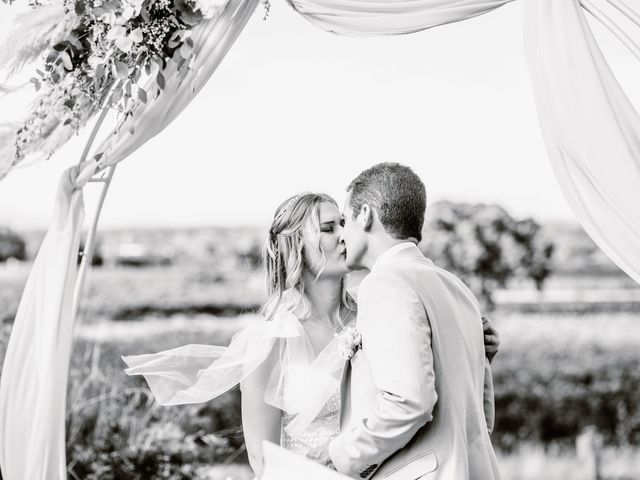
492, 344, 640, 451
0, 228, 26, 262
421, 202, 554, 309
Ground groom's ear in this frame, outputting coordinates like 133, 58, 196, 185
359, 204, 373, 232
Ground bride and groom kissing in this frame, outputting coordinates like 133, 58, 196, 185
123, 162, 501, 479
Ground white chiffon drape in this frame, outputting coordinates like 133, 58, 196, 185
122, 297, 347, 438
0, 168, 86, 480
286, 0, 513, 36
524, 0, 640, 284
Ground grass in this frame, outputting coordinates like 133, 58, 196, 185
497, 445, 640, 480
1, 263, 640, 478
5, 310, 638, 479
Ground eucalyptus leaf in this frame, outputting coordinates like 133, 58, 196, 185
179, 43, 192, 60
115, 61, 129, 79
111, 87, 123, 104
168, 30, 183, 49
74, 1, 85, 15
59, 51, 73, 71
138, 88, 147, 104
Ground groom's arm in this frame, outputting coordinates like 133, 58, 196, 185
328, 273, 437, 477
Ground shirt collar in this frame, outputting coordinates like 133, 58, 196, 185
371, 241, 417, 272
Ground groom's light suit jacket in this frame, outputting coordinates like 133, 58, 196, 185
329, 243, 500, 480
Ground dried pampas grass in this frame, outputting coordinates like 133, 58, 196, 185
0, 1, 73, 79
0, 124, 19, 181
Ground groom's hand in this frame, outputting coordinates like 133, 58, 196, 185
482, 316, 500, 363
306, 440, 336, 470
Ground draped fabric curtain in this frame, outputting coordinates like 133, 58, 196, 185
523, 0, 640, 284
0, 168, 86, 480
286, 0, 513, 36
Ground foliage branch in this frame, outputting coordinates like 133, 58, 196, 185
1, 0, 227, 170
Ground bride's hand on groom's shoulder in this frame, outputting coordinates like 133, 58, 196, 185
482, 316, 500, 364
306, 440, 337, 471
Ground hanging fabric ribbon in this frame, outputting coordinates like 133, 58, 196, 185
286, 0, 513, 36
524, 0, 640, 284
0, 164, 95, 480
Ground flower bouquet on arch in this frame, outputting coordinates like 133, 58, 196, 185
0, 0, 230, 179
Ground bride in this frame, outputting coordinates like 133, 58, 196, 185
123, 192, 499, 477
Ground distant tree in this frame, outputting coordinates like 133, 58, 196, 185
420, 202, 554, 310
0, 228, 27, 262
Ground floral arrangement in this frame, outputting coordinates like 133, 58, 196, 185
0, 0, 230, 174
334, 326, 362, 360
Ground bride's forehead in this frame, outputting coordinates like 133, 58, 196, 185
318, 202, 342, 221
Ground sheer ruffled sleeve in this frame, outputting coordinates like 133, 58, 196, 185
122, 308, 310, 406
122, 293, 349, 438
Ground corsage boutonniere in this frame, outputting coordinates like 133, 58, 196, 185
334, 326, 362, 360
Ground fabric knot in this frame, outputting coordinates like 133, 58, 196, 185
265, 310, 302, 338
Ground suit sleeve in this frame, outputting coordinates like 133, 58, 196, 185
483, 357, 495, 435
329, 273, 437, 477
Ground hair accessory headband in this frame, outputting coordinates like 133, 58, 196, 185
274, 195, 300, 223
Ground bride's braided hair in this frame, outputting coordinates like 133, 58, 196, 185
261, 193, 355, 321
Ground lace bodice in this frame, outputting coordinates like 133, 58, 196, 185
281, 391, 341, 454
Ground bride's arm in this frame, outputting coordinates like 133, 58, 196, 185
240, 346, 282, 478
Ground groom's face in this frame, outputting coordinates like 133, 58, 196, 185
340, 194, 367, 271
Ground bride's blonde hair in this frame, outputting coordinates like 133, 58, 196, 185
261, 193, 356, 321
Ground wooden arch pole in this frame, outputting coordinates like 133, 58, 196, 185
71, 108, 117, 319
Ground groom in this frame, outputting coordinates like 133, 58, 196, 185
308, 163, 500, 479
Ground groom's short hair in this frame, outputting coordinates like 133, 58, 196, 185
347, 163, 426, 242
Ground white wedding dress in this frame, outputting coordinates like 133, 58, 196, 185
280, 392, 341, 453
122, 290, 348, 456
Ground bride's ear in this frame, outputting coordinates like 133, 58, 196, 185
359, 204, 373, 231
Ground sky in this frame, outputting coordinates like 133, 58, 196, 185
0, 1, 638, 229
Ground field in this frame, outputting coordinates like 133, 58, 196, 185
1, 262, 639, 479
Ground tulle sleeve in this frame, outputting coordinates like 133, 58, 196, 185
122, 309, 311, 406
122, 296, 351, 437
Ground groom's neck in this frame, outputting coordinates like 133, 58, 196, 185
361, 236, 412, 270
